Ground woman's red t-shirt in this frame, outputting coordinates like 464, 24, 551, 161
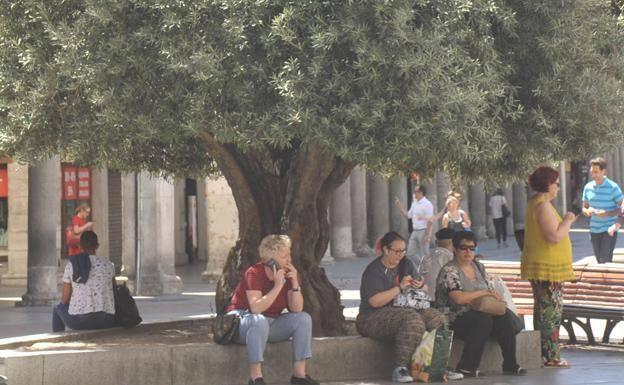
227, 263, 292, 318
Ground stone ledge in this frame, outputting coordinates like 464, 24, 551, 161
0, 324, 539, 385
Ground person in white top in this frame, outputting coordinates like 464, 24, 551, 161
488, 189, 508, 248
52, 230, 116, 332
395, 184, 434, 266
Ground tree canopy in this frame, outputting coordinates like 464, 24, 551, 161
1, 0, 624, 335
1, 0, 621, 182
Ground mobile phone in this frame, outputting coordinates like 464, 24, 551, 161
265, 258, 281, 271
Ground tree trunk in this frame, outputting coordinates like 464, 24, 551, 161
201, 133, 355, 336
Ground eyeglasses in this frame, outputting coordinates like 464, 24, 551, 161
388, 247, 407, 255
457, 245, 477, 252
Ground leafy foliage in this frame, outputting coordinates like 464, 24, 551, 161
0, 0, 623, 182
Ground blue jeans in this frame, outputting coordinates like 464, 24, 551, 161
231, 310, 313, 364
590, 231, 618, 263
52, 303, 116, 332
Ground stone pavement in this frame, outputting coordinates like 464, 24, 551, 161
2, 219, 624, 383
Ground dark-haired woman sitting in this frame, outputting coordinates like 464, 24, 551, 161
356, 231, 446, 383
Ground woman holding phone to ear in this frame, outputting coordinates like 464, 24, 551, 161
226, 234, 319, 385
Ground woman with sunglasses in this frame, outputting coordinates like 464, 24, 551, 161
356, 231, 446, 383
435, 231, 527, 377
521, 166, 577, 368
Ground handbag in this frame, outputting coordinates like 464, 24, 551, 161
393, 287, 432, 310
213, 312, 241, 345
469, 295, 506, 315
501, 204, 511, 218
113, 284, 142, 327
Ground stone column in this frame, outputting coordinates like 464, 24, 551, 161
367, 174, 390, 245
612, 148, 622, 186
423, 178, 438, 246
174, 180, 188, 266
389, 177, 408, 239
202, 177, 239, 281
330, 177, 355, 259
120, 173, 137, 279
20, 157, 60, 305
350, 167, 371, 257
91, 168, 110, 258
196, 179, 208, 262
468, 182, 487, 239
512, 183, 527, 231
436, 173, 450, 213
135, 174, 182, 295
2, 163, 29, 286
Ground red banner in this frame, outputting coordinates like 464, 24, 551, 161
63, 166, 77, 200
77, 168, 91, 200
0, 167, 7, 198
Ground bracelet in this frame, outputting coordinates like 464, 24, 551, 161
291, 287, 301, 292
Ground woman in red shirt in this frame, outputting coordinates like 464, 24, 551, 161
227, 234, 318, 385
67, 204, 94, 257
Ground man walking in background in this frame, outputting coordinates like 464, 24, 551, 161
395, 184, 434, 267
582, 157, 624, 263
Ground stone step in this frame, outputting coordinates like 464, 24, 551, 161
1, 329, 540, 385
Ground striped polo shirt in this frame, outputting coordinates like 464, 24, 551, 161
582, 177, 624, 233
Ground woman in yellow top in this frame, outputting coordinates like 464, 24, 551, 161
521, 166, 577, 368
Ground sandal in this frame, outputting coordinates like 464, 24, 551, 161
544, 359, 570, 368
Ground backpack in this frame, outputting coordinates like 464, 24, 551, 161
113, 284, 142, 327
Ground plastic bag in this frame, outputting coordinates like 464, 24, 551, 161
411, 328, 454, 382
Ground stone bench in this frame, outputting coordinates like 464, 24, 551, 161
0, 319, 540, 385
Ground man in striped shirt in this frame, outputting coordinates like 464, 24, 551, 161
582, 157, 624, 263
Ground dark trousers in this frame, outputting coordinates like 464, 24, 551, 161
52, 303, 116, 332
451, 309, 519, 372
590, 231, 617, 263
493, 217, 507, 243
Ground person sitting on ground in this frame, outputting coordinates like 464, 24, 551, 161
53, 230, 116, 332
226, 234, 318, 385
356, 231, 446, 383
421, 228, 455, 301
435, 230, 527, 377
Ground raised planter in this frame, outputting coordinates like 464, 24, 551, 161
0, 318, 540, 385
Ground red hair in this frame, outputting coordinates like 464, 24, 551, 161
528, 166, 559, 193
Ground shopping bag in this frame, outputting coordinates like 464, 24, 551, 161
411, 328, 454, 382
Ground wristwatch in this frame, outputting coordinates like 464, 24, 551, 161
291, 287, 301, 292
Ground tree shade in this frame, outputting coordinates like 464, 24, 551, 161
1, 0, 623, 334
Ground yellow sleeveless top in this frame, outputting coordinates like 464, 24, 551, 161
521, 195, 574, 282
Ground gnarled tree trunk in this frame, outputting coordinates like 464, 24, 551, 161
201, 133, 355, 336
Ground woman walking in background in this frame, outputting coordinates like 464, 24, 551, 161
521, 166, 577, 368
489, 189, 508, 248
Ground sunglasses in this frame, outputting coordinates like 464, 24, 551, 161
388, 247, 407, 255
457, 245, 477, 252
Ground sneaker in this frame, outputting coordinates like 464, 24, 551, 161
503, 366, 528, 376
249, 378, 266, 385
457, 368, 484, 377
446, 370, 464, 380
392, 366, 414, 383
290, 374, 320, 385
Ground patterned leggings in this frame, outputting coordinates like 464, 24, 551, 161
356, 307, 446, 367
530, 280, 563, 362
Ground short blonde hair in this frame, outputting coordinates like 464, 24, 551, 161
258, 234, 291, 262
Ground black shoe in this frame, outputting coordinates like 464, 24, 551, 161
457, 368, 484, 378
248, 378, 266, 385
290, 374, 320, 385
503, 367, 528, 376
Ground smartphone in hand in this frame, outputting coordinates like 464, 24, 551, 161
265, 258, 281, 271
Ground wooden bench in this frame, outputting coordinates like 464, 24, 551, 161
481, 260, 624, 345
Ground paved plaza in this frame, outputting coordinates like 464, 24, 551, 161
2, 219, 624, 383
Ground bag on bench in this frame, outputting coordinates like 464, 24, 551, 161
213, 312, 241, 345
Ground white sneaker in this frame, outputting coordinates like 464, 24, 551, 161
446, 370, 464, 380
392, 366, 414, 383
